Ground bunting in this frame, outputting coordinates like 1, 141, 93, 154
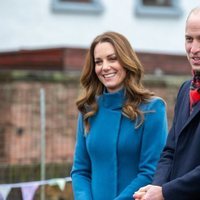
21, 184, 39, 200
0, 177, 71, 200
0, 187, 11, 200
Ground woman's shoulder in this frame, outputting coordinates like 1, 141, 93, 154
140, 96, 166, 111
149, 96, 166, 105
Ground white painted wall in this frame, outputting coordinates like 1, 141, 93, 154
0, 0, 199, 55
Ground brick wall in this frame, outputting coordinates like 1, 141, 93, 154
0, 74, 185, 166
0, 80, 79, 164
138, 52, 190, 75
0, 47, 191, 75
0, 47, 191, 166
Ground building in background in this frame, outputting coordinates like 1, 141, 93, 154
0, 0, 199, 54
0, 0, 199, 74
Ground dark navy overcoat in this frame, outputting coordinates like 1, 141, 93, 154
153, 80, 200, 200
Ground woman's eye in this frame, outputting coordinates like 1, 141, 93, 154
95, 60, 102, 65
109, 56, 117, 61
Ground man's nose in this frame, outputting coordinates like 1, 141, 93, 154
191, 41, 200, 54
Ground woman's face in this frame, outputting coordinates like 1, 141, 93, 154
94, 42, 126, 93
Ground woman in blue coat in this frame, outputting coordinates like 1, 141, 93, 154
71, 31, 168, 200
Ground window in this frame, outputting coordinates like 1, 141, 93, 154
60, 0, 91, 2
135, 0, 182, 17
143, 0, 171, 7
52, 0, 103, 14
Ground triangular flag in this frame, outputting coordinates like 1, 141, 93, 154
21, 184, 39, 200
48, 178, 66, 191
0, 186, 11, 200
48, 179, 57, 186
55, 179, 66, 191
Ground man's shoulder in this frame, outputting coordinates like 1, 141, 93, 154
175, 80, 191, 102
179, 80, 191, 92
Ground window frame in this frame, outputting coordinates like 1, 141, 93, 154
52, 0, 104, 14
135, 0, 182, 17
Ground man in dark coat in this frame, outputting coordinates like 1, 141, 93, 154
133, 6, 200, 200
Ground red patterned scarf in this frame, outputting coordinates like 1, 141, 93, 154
190, 70, 200, 111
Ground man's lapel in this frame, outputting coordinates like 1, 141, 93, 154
178, 97, 200, 138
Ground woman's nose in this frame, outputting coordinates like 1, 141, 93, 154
102, 61, 110, 70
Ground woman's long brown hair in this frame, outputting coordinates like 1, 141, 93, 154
76, 31, 154, 133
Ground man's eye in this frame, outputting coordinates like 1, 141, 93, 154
186, 37, 193, 42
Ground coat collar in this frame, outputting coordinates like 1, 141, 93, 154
180, 101, 200, 133
99, 88, 125, 110
177, 81, 200, 137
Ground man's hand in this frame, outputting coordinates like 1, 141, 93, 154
133, 185, 152, 200
133, 185, 164, 200
144, 185, 164, 200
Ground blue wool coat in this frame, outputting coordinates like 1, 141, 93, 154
153, 80, 200, 200
71, 89, 167, 200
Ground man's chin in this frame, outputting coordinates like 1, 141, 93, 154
192, 66, 200, 76
192, 66, 200, 72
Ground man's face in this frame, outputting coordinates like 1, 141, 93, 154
185, 12, 200, 72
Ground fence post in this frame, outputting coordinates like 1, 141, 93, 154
40, 88, 46, 200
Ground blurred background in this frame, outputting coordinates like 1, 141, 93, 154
0, 0, 199, 199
